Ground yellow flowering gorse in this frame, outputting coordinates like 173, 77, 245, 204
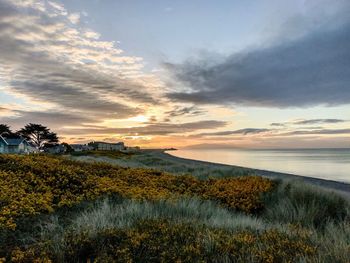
0, 154, 274, 230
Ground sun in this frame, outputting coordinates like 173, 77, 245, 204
128, 115, 149, 123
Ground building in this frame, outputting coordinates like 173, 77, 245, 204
44, 144, 66, 154
90, 141, 125, 151
124, 146, 141, 153
70, 144, 93, 152
0, 135, 37, 154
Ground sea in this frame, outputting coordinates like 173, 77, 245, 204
168, 148, 350, 183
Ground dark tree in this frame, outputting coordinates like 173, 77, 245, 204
61, 142, 74, 153
17, 123, 59, 149
0, 124, 12, 136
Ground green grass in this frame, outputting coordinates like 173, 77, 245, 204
4, 196, 349, 262
70, 150, 252, 179
70, 150, 134, 159
262, 180, 349, 228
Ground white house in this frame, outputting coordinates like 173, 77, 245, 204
0, 135, 37, 154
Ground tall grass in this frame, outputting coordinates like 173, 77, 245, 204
263, 180, 349, 228
2, 192, 350, 262
13, 196, 348, 262
68, 198, 266, 235
71, 150, 251, 179
5, 197, 311, 262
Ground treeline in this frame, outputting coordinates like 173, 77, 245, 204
0, 123, 58, 150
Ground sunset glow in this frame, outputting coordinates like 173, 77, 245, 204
0, 0, 349, 148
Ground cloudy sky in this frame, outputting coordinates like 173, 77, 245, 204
0, 0, 349, 148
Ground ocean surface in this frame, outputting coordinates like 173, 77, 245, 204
168, 148, 350, 183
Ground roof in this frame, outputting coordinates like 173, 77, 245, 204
6, 138, 26, 146
0, 135, 27, 146
71, 144, 85, 148
0, 136, 6, 145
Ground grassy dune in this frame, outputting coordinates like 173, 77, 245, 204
0, 153, 349, 262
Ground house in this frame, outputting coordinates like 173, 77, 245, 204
123, 146, 141, 153
71, 144, 93, 152
90, 141, 125, 151
0, 135, 37, 154
44, 144, 66, 154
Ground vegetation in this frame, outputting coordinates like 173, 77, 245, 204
70, 150, 133, 159
0, 153, 349, 262
0, 125, 12, 137
71, 150, 252, 179
0, 125, 18, 139
17, 124, 58, 149
0, 154, 273, 230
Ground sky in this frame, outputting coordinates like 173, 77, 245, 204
0, 0, 349, 148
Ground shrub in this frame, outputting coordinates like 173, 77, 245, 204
7, 219, 317, 263
0, 154, 273, 230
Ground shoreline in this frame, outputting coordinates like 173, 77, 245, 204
162, 150, 350, 198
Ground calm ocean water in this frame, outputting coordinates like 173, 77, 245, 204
168, 148, 350, 183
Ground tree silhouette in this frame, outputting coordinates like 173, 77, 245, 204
0, 124, 19, 139
0, 124, 13, 137
17, 123, 59, 149
61, 142, 74, 153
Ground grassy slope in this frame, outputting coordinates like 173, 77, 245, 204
70, 150, 252, 179
71, 150, 350, 196
0, 152, 349, 262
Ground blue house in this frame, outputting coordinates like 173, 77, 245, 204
0, 135, 37, 154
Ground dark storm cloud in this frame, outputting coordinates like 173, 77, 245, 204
166, 15, 350, 107
61, 120, 227, 136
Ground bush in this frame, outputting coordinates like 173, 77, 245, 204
0, 154, 273, 230
7, 219, 317, 263
1, 154, 348, 262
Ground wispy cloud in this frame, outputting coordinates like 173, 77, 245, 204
2, 110, 94, 130
270, 118, 347, 127
191, 127, 350, 139
0, 0, 159, 126
198, 128, 271, 137
60, 120, 227, 136
270, 123, 286, 127
282, 128, 350, 136
164, 106, 205, 118
293, 119, 347, 125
